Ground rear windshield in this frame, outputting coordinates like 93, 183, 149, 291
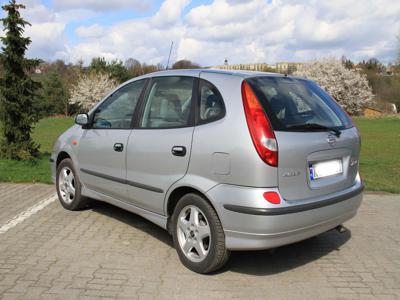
246, 77, 352, 131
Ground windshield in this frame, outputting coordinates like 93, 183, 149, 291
246, 77, 352, 131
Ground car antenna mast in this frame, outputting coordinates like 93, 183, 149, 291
166, 41, 174, 70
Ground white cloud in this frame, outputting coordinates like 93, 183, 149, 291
61, 0, 190, 64
25, 22, 66, 58
75, 24, 105, 39
9, 0, 101, 61
53, 0, 152, 12
151, 0, 190, 27
11, 0, 68, 60
8, 0, 400, 65
178, 0, 400, 64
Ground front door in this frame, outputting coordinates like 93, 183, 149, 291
78, 79, 147, 200
126, 76, 196, 214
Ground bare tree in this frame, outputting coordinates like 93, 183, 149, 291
397, 31, 400, 65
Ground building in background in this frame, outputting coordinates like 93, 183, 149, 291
212, 61, 303, 74
275, 62, 303, 74
213, 62, 270, 72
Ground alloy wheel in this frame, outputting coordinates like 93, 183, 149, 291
176, 205, 211, 263
58, 166, 76, 205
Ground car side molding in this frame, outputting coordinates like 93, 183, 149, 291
80, 168, 164, 194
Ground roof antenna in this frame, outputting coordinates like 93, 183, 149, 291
166, 41, 174, 70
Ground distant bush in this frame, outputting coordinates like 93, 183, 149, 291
172, 60, 201, 69
69, 73, 118, 111
295, 59, 374, 115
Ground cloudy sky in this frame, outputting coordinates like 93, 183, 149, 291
0, 0, 399, 66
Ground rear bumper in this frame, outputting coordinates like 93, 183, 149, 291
206, 178, 363, 250
224, 184, 363, 216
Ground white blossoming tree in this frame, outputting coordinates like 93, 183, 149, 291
69, 73, 118, 111
294, 59, 374, 115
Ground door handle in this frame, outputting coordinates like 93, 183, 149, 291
113, 143, 124, 152
171, 146, 186, 157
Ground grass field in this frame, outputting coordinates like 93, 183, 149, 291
0, 116, 399, 193
0, 117, 73, 183
354, 117, 400, 194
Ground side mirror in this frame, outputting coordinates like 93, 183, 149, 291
75, 113, 89, 126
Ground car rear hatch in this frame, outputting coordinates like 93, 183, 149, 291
275, 129, 359, 201
245, 76, 360, 202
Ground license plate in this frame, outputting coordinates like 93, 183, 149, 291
309, 159, 343, 180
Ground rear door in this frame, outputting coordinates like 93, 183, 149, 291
125, 76, 196, 214
247, 77, 360, 201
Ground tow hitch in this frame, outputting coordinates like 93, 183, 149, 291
335, 225, 347, 233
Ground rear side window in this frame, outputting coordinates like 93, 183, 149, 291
198, 79, 225, 124
246, 77, 352, 131
139, 77, 195, 129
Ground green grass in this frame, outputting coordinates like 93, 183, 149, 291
0, 116, 399, 193
32, 117, 74, 154
0, 156, 55, 183
0, 117, 73, 183
354, 116, 400, 194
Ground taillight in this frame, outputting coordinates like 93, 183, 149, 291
241, 81, 278, 167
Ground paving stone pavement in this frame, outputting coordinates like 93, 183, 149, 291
0, 184, 55, 225
0, 183, 399, 299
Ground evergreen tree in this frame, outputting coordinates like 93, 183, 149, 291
341, 56, 354, 70
89, 57, 130, 83
172, 59, 200, 69
0, 0, 41, 160
41, 72, 68, 116
89, 57, 108, 73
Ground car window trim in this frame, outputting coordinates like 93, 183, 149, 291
133, 75, 198, 130
245, 77, 352, 131
195, 78, 226, 126
86, 78, 149, 130
130, 78, 151, 129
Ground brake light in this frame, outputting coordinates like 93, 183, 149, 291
263, 192, 281, 205
241, 81, 278, 167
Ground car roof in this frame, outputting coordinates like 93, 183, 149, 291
134, 68, 288, 80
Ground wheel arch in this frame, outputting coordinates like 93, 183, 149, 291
56, 151, 72, 168
166, 186, 218, 234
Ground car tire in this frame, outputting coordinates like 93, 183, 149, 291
56, 158, 89, 211
172, 193, 230, 274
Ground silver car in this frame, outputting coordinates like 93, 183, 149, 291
51, 69, 363, 273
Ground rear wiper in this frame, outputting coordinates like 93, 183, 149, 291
287, 123, 341, 137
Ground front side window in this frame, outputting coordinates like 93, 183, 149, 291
198, 79, 225, 123
92, 80, 146, 129
246, 77, 352, 131
139, 77, 194, 129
